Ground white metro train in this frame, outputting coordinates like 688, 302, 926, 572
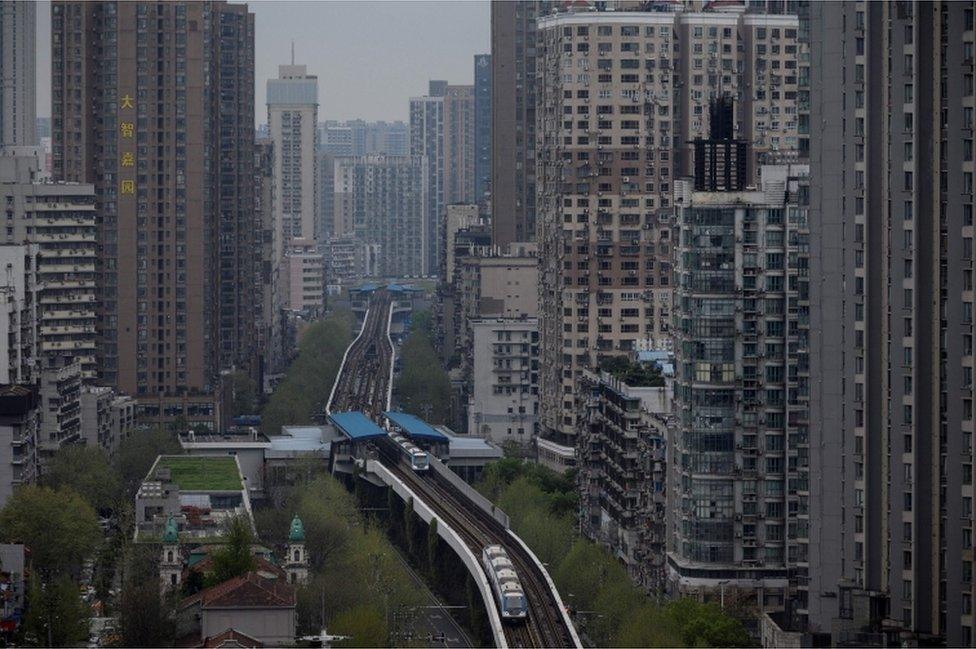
482, 544, 527, 621
388, 432, 429, 471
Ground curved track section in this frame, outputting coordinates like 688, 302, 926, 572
328, 289, 580, 648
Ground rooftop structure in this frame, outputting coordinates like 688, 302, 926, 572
134, 455, 253, 543
384, 411, 449, 443
179, 429, 271, 499
328, 411, 386, 441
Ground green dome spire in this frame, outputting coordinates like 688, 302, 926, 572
163, 514, 179, 543
289, 515, 305, 543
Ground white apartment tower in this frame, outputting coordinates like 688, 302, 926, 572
267, 61, 319, 259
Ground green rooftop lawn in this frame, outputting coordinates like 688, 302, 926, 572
157, 456, 242, 491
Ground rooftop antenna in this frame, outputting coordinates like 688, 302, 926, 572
291, 40, 295, 65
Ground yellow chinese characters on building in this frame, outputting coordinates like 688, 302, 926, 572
121, 152, 135, 168
121, 179, 135, 195
120, 122, 134, 139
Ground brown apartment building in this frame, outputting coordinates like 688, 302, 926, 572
535, 4, 801, 449
51, 1, 257, 425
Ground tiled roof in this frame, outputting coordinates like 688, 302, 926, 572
180, 571, 296, 611
201, 628, 264, 648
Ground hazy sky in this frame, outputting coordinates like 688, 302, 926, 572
35, 0, 490, 125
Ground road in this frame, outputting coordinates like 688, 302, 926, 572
389, 544, 474, 649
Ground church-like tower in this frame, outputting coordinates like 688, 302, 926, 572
159, 514, 182, 590
284, 515, 308, 585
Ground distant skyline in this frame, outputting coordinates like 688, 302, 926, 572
34, 0, 489, 126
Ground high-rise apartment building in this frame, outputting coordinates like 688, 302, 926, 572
535, 5, 801, 452
52, 1, 256, 424
333, 155, 428, 278
320, 120, 409, 157
444, 85, 476, 206
267, 62, 319, 256
0, 156, 97, 378
213, 4, 257, 381
490, 0, 550, 246
669, 163, 809, 616
474, 54, 492, 210
254, 137, 281, 376
804, 2, 976, 644
317, 119, 409, 243
0, 1, 36, 148
410, 83, 446, 277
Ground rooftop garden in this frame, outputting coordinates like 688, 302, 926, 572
600, 355, 666, 387
156, 456, 242, 491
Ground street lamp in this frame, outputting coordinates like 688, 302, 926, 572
717, 580, 730, 610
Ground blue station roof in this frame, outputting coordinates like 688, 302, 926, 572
351, 282, 381, 294
387, 283, 422, 294
383, 411, 449, 442
329, 412, 386, 441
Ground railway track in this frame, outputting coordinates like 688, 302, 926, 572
327, 290, 393, 415
329, 290, 577, 648
374, 438, 572, 647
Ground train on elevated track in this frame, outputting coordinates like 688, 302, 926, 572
387, 431, 429, 471
483, 544, 528, 621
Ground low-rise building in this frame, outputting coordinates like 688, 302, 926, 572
466, 318, 538, 450
177, 571, 296, 647
577, 366, 671, 595
0, 385, 37, 507
134, 455, 254, 543
435, 425, 503, 483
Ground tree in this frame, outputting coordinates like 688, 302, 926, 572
394, 317, 451, 424
426, 518, 439, 581
331, 605, 388, 648
17, 574, 90, 647
664, 598, 752, 648
228, 370, 258, 418
42, 445, 121, 513
118, 544, 176, 648
599, 355, 665, 387
205, 516, 256, 587
0, 485, 100, 578
261, 311, 353, 436
114, 427, 181, 498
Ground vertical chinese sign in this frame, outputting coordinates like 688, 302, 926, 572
119, 93, 135, 199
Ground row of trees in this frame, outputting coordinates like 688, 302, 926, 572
260, 310, 354, 436
477, 459, 752, 648
394, 310, 451, 424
